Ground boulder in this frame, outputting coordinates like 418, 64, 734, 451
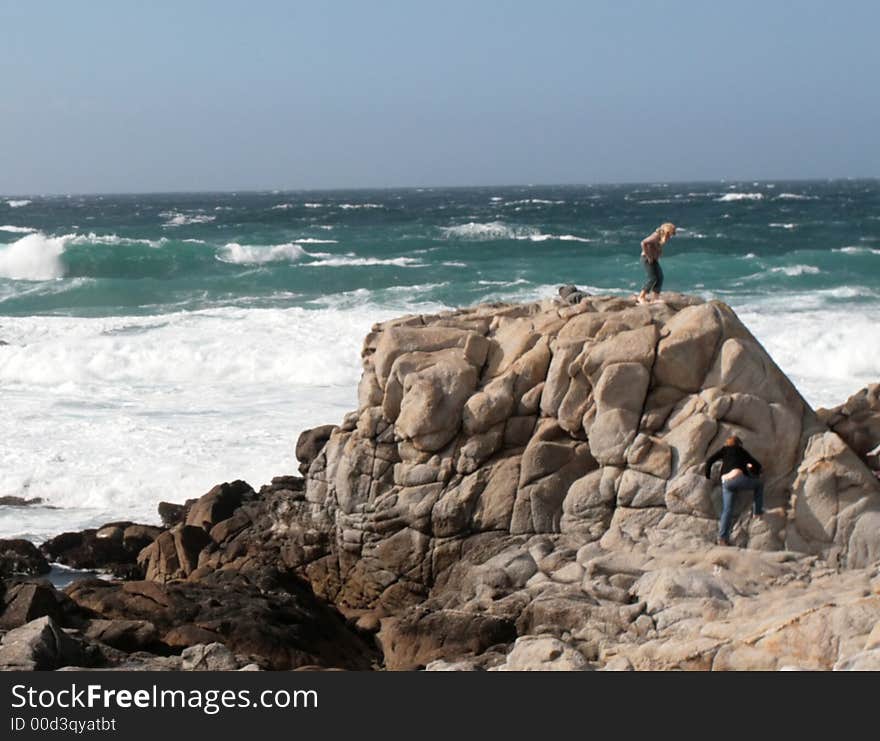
0, 539, 50, 577
0, 580, 68, 630
40, 522, 161, 578
296, 425, 338, 474
494, 634, 591, 671
0, 616, 90, 670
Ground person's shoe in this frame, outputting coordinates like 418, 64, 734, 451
717, 536, 730, 546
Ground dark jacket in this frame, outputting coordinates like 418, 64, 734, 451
704, 445, 763, 479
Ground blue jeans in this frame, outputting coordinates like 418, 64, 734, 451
718, 472, 764, 540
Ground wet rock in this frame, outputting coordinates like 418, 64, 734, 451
0, 495, 44, 507
40, 522, 161, 579
0, 539, 50, 577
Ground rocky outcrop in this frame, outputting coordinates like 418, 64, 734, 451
282, 291, 879, 668
41, 522, 162, 579
4, 290, 879, 671
818, 384, 880, 470
63, 573, 377, 670
0, 539, 50, 577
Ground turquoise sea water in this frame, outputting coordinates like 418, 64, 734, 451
1, 181, 879, 315
1, 181, 878, 538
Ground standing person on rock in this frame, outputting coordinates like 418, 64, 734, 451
704, 435, 764, 546
637, 222, 676, 304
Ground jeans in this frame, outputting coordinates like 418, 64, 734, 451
640, 255, 663, 293
718, 472, 764, 540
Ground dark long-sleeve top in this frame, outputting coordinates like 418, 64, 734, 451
704, 445, 763, 479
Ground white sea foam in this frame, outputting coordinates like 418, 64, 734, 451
304, 203, 324, 208
338, 203, 383, 210
441, 222, 590, 243
769, 223, 797, 229
304, 255, 423, 268
716, 193, 764, 202
271, 203, 294, 210
293, 238, 338, 244
502, 199, 565, 206
6, 199, 32, 208
441, 221, 531, 240
735, 304, 880, 409
833, 246, 880, 255
477, 278, 529, 286
770, 265, 821, 276
0, 304, 423, 538
0, 232, 66, 280
442, 261, 468, 267
775, 193, 818, 201
0, 225, 37, 233
216, 242, 309, 264
65, 232, 169, 248
160, 211, 216, 227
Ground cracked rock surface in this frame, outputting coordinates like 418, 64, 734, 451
4, 291, 880, 671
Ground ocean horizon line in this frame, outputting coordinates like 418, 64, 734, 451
3, 175, 879, 200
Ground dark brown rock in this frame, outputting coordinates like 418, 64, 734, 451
137, 525, 212, 582
64, 573, 377, 670
39, 521, 162, 578
185, 480, 254, 531
378, 608, 516, 670
0, 539, 50, 577
84, 619, 160, 653
0, 495, 44, 507
0, 581, 65, 629
158, 501, 190, 528
296, 425, 338, 474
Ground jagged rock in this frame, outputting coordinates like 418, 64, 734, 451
0, 539, 50, 577
84, 619, 159, 653
0, 580, 69, 630
297, 425, 339, 474
137, 525, 212, 582
0, 495, 44, 506
40, 522, 162, 578
26, 291, 880, 671
818, 385, 880, 468
64, 573, 378, 670
0, 616, 91, 670
286, 291, 880, 669
185, 480, 253, 531
158, 501, 188, 528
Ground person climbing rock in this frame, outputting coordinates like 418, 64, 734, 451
704, 435, 764, 546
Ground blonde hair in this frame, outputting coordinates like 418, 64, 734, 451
657, 222, 677, 245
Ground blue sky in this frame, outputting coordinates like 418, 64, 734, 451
1, 0, 878, 193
